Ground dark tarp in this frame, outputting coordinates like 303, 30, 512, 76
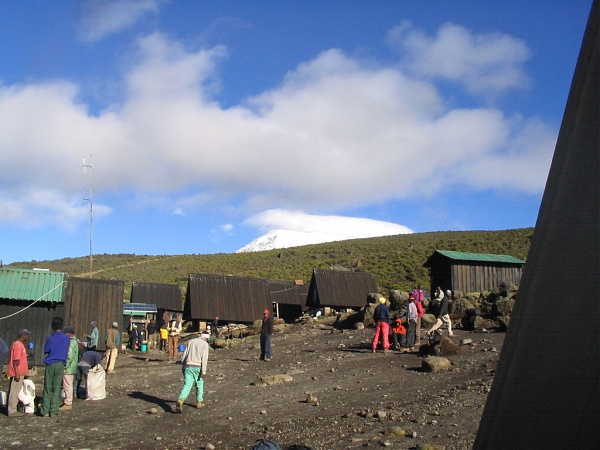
474, 1, 599, 448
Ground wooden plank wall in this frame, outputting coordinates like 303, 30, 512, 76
62, 277, 125, 351
451, 263, 523, 293
0, 301, 65, 365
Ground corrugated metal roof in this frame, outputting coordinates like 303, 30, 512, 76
123, 303, 158, 315
429, 250, 525, 265
0, 267, 65, 303
185, 273, 271, 323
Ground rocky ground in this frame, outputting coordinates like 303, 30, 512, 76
0, 318, 504, 450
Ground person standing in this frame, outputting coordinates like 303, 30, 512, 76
167, 314, 182, 362
84, 321, 99, 351
6, 329, 31, 417
128, 323, 139, 350
428, 289, 454, 337
405, 294, 419, 350
159, 324, 169, 351
146, 319, 157, 349
40, 317, 70, 417
371, 297, 390, 353
211, 317, 219, 337
60, 326, 79, 411
260, 309, 274, 362
175, 332, 210, 413
105, 322, 120, 374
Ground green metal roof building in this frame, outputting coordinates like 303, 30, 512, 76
423, 250, 525, 295
0, 267, 65, 302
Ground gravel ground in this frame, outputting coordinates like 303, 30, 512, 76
0, 319, 504, 450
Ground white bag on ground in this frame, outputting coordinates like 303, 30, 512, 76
18, 379, 36, 413
86, 364, 106, 400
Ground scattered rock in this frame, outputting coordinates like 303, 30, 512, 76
422, 356, 452, 373
255, 374, 294, 386
148, 407, 158, 414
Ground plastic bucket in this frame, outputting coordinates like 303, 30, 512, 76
177, 344, 185, 352
140, 343, 147, 353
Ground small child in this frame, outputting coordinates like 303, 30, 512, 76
159, 325, 169, 351
391, 317, 407, 350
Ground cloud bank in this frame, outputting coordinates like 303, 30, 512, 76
0, 21, 555, 235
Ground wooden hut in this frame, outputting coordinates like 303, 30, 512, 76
130, 281, 184, 326
184, 273, 271, 324
62, 277, 124, 352
423, 250, 525, 295
268, 280, 308, 323
305, 269, 378, 310
0, 267, 65, 365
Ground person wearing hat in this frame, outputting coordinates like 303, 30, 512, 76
84, 321, 99, 351
167, 314, 182, 362
104, 322, 121, 374
405, 294, 419, 350
427, 289, 454, 338
260, 309, 274, 362
40, 317, 70, 417
372, 297, 391, 353
6, 329, 31, 417
175, 331, 210, 413
60, 326, 79, 411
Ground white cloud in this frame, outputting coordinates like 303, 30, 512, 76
388, 21, 531, 98
79, 0, 162, 42
0, 25, 555, 230
243, 209, 413, 237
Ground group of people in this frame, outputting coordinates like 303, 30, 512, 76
4, 308, 276, 418
372, 287, 454, 353
4, 318, 121, 417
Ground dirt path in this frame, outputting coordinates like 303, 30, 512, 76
0, 320, 503, 450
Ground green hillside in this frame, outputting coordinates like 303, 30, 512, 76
8, 228, 533, 299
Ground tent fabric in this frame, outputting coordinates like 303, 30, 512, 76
474, 1, 599, 448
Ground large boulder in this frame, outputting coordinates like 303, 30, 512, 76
389, 290, 409, 311
422, 356, 451, 372
451, 298, 475, 318
420, 313, 437, 328
438, 337, 461, 356
493, 298, 515, 316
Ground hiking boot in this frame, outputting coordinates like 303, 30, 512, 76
264, 358, 271, 362
196, 402, 205, 409
175, 399, 183, 414
59, 405, 72, 411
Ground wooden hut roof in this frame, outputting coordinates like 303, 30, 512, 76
185, 273, 271, 324
268, 280, 306, 306
424, 250, 525, 267
131, 281, 184, 311
0, 267, 65, 303
306, 269, 377, 309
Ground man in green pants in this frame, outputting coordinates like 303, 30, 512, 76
39, 317, 70, 417
175, 333, 209, 413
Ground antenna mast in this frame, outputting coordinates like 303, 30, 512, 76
83, 156, 93, 278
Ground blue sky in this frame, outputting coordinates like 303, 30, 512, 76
0, 0, 592, 264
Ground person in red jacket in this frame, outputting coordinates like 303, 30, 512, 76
391, 317, 407, 350
7, 329, 31, 417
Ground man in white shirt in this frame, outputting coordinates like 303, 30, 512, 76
167, 314, 182, 362
175, 333, 209, 413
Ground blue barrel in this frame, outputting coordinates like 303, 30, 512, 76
178, 344, 185, 352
